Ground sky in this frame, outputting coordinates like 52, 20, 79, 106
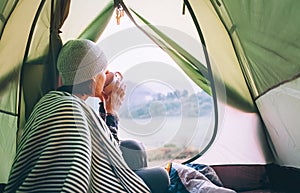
97, 13, 203, 95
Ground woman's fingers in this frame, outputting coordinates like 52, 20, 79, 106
105, 80, 126, 115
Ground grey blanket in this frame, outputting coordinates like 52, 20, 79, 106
169, 162, 236, 193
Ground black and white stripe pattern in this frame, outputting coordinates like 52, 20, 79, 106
4, 91, 150, 193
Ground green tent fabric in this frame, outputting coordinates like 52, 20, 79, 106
211, 0, 300, 98
0, 0, 70, 183
1, 0, 300, 188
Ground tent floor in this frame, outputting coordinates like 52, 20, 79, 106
1, 164, 299, 193
212, 164, 300, 193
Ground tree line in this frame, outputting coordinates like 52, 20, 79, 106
119, 90, 213, 119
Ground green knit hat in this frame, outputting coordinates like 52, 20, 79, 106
57, 39, 107, 85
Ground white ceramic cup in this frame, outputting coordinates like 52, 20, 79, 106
103, 71, 123, 96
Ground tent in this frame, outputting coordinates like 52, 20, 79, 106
1, 0, 300, 192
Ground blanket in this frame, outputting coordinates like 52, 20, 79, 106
4, 91, 150, 193
168, 162, 236, 193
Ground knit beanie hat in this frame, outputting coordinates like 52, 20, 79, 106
57, 39, 107, 85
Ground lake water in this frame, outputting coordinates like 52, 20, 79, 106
118, 115, 214, 165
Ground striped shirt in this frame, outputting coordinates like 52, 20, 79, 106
4, 91, 150, 193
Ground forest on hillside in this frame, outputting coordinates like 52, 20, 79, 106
119, 89, 213, 119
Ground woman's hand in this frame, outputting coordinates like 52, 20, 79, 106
104, 80, 126, 117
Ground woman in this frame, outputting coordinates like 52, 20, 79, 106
4, 39, 169, 193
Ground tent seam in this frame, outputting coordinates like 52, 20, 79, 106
255, 72, 300, 101
0, 110, 18, 117
17, 0, 46, 129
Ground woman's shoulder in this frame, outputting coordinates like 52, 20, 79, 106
43, 90, 80, 102
31, 90, 83, 114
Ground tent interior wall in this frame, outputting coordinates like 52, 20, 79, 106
1, 0, 300, 192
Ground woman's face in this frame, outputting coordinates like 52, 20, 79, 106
94, 69, 109, 99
